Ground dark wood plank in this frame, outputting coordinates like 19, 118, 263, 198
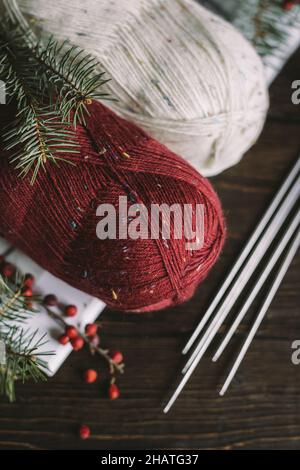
0, 46, 299, 451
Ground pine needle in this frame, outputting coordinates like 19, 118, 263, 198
0, 273, 52, 402
0, 14, 111, 183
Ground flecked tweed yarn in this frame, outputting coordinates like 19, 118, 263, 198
0, 101, 226, 312
17, 0, 269, 176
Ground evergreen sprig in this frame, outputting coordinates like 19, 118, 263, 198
0, 19, 79, 183
0, 12, 110, 183
0, 274, 33, 324
34, 37, 111, 127
0, 273, 51, 402
0, 326, 49, 402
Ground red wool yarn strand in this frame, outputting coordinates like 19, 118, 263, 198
0, 101, 225, 312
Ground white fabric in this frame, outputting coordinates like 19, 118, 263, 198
0, 238, 105, 376
16, 0, 269, 176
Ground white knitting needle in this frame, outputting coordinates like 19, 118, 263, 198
213, 208, 300, 362
182, 174, 300, 374
164, 180, 300, 413
219, 227, 300, 396
182, 155, 300, 355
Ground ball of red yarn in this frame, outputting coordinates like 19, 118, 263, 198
0, 101, 225, 312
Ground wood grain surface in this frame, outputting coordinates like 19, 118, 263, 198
0, 48, 299, 451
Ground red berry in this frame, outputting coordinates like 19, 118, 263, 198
1, 262, 15, 278
71, 336, 84, 351
44, 294, 58, 306
282, 0, 299, 10
65, 326, 78, 339
65, 304, 78, 317
0, 255, 5, 264
22, 287, 33, 297
24, 273, 35, 288
283, 1, 293, 9
109, 383, 120, 400
111, 351, 123, 364
85, 323, 98, 337
79, 424, 90, 440
58, 334, 70, 345
84, 369, 98, 383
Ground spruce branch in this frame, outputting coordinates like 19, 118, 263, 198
1, 2, 111, 121
0, 327, 49, 402
0, 12, 111, 182
0, 268, 52, 402
0, 20, 79, 183
0, 274, 34, 324
32, 37, 111, 127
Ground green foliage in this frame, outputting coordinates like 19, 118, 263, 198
0, 274, 51, 402
0, 274, 33, 324
0, 327, 49, 402
36, 37, 111, 127
0, 13, 110, 183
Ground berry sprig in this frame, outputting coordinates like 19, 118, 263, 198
0, 254, 124, 436
43, 301, 124, 393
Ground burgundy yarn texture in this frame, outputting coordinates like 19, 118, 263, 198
0, 101, 225, 312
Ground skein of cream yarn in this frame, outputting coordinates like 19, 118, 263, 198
16, 0, 269, 176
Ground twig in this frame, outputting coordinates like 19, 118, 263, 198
45, 307, 124, 376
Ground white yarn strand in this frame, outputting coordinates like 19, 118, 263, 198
17, 0, 269, 176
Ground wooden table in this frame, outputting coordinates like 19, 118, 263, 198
0, 48, 299, 451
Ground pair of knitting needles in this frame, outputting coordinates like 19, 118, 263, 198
164, 155, 300, 413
